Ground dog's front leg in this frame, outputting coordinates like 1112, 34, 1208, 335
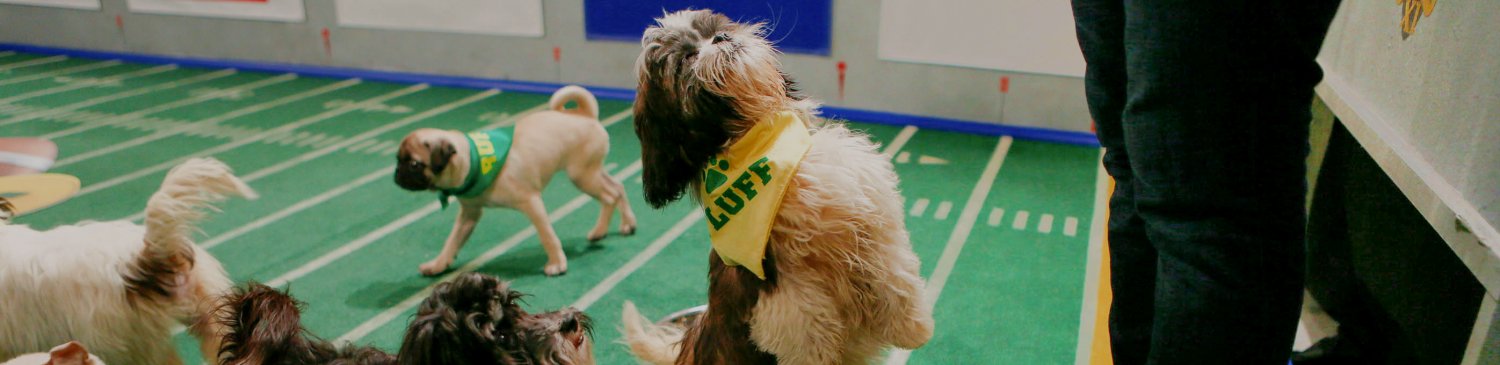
420, 203, 483, 276
516, 195, 567, 276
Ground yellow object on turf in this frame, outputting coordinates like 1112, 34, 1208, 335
0, 173, 81, 216
698, 111, 813, 280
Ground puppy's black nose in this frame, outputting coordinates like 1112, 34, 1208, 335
712, 34, 730, 44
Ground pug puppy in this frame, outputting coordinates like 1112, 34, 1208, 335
395, 86, 638, 277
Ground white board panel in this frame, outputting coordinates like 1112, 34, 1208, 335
125, 0, 305, 22
0, 0, 99, 10
334, 0, 544, 37
878, 0, 1085, 77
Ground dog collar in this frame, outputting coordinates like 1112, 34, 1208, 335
698, 111, 813, 279
439, 128, 513, 209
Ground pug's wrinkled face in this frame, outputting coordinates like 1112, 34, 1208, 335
394, 132, 456, 191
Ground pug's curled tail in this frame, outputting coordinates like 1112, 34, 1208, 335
549, 85, 600, 120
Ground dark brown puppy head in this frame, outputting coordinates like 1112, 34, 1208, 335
398, 273, 594, 365
217, 282, 396, 365
632, 9, 809, 209
394, 129, 458, 192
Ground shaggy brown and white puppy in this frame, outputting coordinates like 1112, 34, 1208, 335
399, 273, 594, 365
0, 158, 256, 365
619, 9, 935, 365
216, 283, 396, 365
394, 86, 637, 277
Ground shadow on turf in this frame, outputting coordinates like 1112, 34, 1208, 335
339, 237, 607, 309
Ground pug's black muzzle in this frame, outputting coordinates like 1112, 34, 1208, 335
394, 165, 433, 191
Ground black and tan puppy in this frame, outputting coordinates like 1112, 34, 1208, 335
394, 86, 638, 277
399, 273, 595, 365
217, 274, 593, 365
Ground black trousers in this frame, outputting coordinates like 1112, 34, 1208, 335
1069, 1, 1341, 364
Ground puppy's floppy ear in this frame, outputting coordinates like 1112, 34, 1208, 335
399, 305, 497, 365
633, 69, 745, 209
427, 140, 456, 175
218, 283, 308, 365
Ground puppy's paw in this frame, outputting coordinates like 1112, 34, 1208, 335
419, 259, 451, 276
544, 260, 568, 277
587, 229, 608, 242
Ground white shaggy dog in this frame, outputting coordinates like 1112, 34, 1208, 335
619, 10, 934, 365
0, 158, 256, 365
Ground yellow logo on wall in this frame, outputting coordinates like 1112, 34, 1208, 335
1399, 0, 1436, 40
0, 173, 81, 222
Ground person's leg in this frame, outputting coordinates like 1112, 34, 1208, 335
1117, 1, 1342, 364
1071, 1, 1154, 364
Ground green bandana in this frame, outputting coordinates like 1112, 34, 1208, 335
439, 128, 513, 209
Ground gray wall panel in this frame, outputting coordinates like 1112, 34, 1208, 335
0, 0, 1096, 133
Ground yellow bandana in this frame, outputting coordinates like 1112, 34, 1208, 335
699, 111, 813, 279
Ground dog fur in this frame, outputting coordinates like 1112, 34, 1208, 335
399, 272, 595, 365
0, 158, 256, 365
394, 86, 638, 277
216, 273, 593, 365
216, 283, 396, 365
618, 9, 936, 365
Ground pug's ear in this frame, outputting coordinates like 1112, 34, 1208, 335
428, 140, 456, 175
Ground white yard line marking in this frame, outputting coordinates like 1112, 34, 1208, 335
0, 64, 176, 104
81, 83, 421, 200
573, 211, 704, 311
603, 162, 618, 172
1074, 151, 1109, 365
335, 161, 643, 343
54, 75, 328, 166
154, 97, 531, 244
316, 136, 346, 149
988, 207, 1004, 227
1013, 211, 1030, 230
238, 90, 505, 182
909, 198, 930, 217
362, 141, 394, 154
1039, 214, 1055, 234
882, 125, 919, 157
0, 69, 240, 129
934, 201, 953, 221
0, 55, 66, 72
345, 139, 377, 152
601, 109, 632, 127
297, 134, 326, 147
266, 202, 442, 288
200, 167, 390, 249
917, 155, 950, 165
473, 102, 549, 130
1064, 217, 1079, 237
0, 60, 120, 86
885, 136, 1013, 365
896, 151, 911, 163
